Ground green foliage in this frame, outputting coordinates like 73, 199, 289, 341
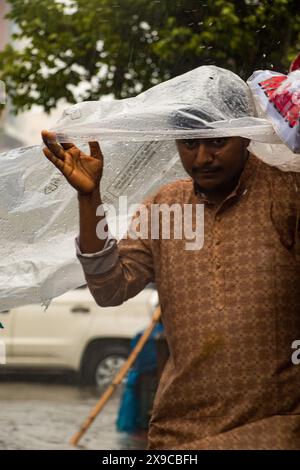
0, 0, 300, 113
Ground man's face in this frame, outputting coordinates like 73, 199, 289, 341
176, 136, 250, 193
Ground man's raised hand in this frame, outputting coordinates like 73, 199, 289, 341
42, 130, 103, 195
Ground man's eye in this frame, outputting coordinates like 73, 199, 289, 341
212, 138, 228, 147
182, 139, 198, 149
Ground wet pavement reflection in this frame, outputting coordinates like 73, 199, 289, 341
0, 374, 148, 450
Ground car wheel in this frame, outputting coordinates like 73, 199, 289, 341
80, 343, 129, 388
95, 354, 127, 388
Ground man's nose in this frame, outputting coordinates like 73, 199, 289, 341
195, 142, 214, 166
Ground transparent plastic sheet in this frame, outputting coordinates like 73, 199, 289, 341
54, 65, 278, 144
0, 141, 185, 310
1, 65, 300, 309
0, 145, 84, 310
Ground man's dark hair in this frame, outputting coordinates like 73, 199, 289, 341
169, 107, 214, 130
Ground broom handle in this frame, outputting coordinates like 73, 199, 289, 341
70, 305, 161, 446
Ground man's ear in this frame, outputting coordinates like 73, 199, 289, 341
175, 140, 181, 153
241, 138, 250, 157
244, 138, 251, 149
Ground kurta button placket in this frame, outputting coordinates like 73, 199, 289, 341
212, 210, 225, 312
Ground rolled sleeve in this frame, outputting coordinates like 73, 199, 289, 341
74, 198, 155, 307
75, 235, 119, 276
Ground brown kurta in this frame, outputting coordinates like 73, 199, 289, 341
77, 153, 300, 449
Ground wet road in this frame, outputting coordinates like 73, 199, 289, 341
0, 376, 148, 450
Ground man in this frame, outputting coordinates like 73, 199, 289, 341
41, 68, 300, 449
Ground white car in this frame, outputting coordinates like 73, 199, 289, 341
0, 285, 158, 387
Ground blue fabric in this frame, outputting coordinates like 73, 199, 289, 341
116, 323, 164, 433
116, 369, 139, 433
131, 323, 164, 374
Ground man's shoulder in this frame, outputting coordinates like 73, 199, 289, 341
256, 158, 300, 209
258, 158, 300, 192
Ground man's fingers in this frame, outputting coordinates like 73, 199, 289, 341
61, 142, 81, 160
41, 130, 65, 161
61, 142, 75, 151
43, 147, 64, 171
43, 131, 102, 163
88, 141, 103, 160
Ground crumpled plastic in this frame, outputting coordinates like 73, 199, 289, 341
0, 145, 85, 310
54, 65, 278, 144
1, 65, 300, 310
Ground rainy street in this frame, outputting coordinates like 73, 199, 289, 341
0, 375, 148, 450
1, 0, 300, 460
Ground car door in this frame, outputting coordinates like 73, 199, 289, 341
10, 287, 93, 369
